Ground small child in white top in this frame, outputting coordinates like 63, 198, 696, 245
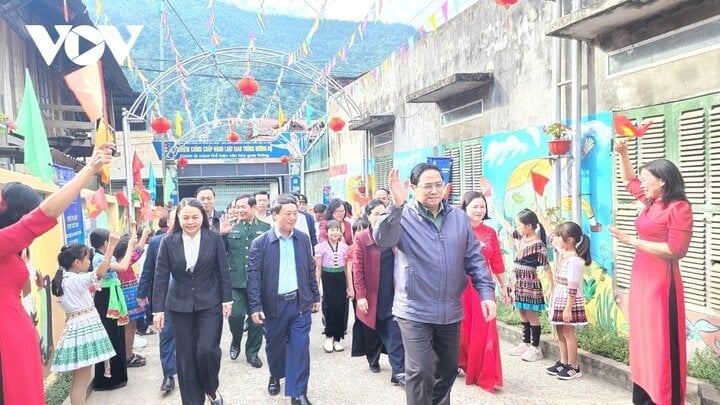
51, 234, 119, 405
547, 221, 591, 380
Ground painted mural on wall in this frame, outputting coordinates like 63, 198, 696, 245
481, 112, 628, 335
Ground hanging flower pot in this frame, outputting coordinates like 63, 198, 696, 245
548, 139, 572, 155
279, 155, 290, 165
151, 117, 172, 133
237, 76, 260, 97
544, 122, 572, 156
328, 116, 346, 132
176, 156, 189, 168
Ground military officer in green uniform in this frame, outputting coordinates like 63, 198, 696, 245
221, 193, 270, 368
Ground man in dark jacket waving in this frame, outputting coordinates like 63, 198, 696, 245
374, 163, 496, 405
248, 194, 321, 405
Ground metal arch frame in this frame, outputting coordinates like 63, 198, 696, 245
128, 47, 362, 124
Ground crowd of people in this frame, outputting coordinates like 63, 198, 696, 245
0, 152, 693, 405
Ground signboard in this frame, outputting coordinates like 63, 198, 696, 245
290, 175, 301, 192
54, 165, 85, 244
153, 132, 310, 160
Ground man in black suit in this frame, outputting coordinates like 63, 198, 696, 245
196, 186, 223, 231
153, 198, 232, 405
137, 209, 177, 393
248, 194, 321, 405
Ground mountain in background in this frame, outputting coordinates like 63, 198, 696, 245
84, 0, 416, 137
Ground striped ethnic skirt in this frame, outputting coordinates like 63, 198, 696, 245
513, 265, 546, 312
51, 306, 116, 372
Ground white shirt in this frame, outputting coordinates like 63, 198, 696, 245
182, 231, 201, 271
265, 212, 310, 238
58, 271, 101, 313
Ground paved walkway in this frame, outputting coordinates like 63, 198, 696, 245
82, 313, 631, 404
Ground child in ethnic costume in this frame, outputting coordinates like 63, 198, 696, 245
315, 219, 352, 353
51, 240, 118, 404
546, 221, 590, 380
508, 209, 551, 362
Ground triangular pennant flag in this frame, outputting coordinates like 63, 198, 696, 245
278, 106, 285, 127
305, 104, 315, 125
115, 191, 130, 207
175, 111, 183, 137
531, 170, 550, 195
148, 165, 157, 203
94, 118, 113, 184
163, 168, 175, 205
64, 61, 105, 121
135, 184, 151, 207
429, 14, 437, 33
441, 0, 449, 23
85, 187, 108, 219
16, 69, 55, 184
132, 151, 144, 186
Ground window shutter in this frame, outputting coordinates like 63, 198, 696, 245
375, 156, 393, 191
708, 105, 720, 311
639, 115, 666, 164
679, 109, 706, 205
444, 147, 461, 205
680, 214, 707, 307
461, 143, 482, 198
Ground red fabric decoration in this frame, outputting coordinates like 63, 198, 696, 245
280, 155, 290, 165
614, 115, 652, 138
135, 185, 151, 207
132, 151, 144, 186
115, 191, 129, 207
177, 156, 188, 168
496, 0, 518, 8
328, 117, 346, 132
531, 171, 550, 195
151, 117, 172, 133
85, 187, 108, 219
140, 205, 155, 221
227, 131, 240, 143
237, 76, 260, 96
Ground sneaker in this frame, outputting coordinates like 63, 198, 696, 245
546, 361, 565, 376
520, 346, 544, 362
323, 337, 333, 353
557, 365, 582, 380
508, 342, 530, 356
333, 340, 344, 352
391, 373, 406, 387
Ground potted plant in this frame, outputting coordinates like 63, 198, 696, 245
544, 122, 572, 155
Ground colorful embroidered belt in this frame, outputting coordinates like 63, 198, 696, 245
322, 265, 346, 273
67, 306, 96, 319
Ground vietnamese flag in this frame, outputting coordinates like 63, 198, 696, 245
132, 151, 144, 186
135, 185, 151, 207
140, 205, 155, 221
531, 171, 550, 196
85, 187, 108, 219
115, 191, 129, 207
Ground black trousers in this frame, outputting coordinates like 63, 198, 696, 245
396, 318, 460, 405
171, 305, 223, 405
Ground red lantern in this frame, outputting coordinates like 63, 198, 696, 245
495, 0, 518, 8
237, 76, 260, 97
328, 116, 346, 132
227, 131, 240, 143
176, 156, 189, 168
151, 117, 172, 133
279, 155, 290, 165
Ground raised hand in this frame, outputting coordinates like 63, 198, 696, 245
218, 214, 234, 235
89, 143, 114, 173
614, 138, 629, 155
388, 168, 410, 207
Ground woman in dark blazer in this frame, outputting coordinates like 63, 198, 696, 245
153, 198, 232, 405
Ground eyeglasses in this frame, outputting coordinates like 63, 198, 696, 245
416, 182, 445, 192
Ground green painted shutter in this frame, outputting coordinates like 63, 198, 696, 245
444, 147, 461, 205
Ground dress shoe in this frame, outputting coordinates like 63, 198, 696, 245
368, 363, 381, 373
247, 356, 263, 368
267, 376, 280, 396
291, 394, 312, 405
391, 373, 406, 387
208, 392, 223, 405
229, 344, 240, 360
160, 376, 175, 393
